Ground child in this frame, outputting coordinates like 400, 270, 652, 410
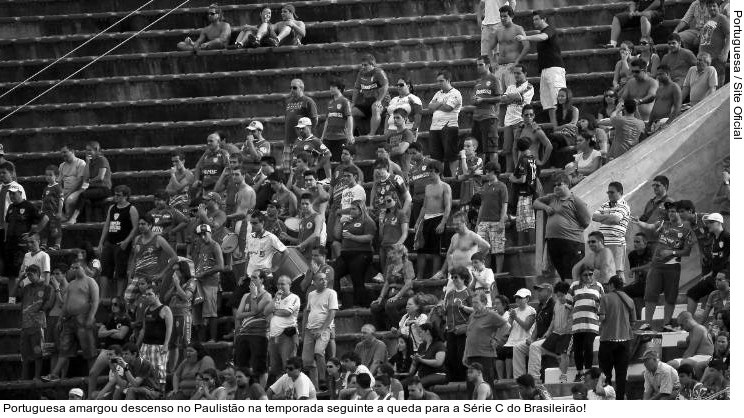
39, 165, 63, 250
509, 137, 538, 245
540, 281, 573, 383
469, 253, 496, 307
384, 108, 415, 170
457, 137, 483, 206
15, 265, 55, 381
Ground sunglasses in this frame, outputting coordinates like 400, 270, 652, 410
397, 83, 406, 87
581, 273, 594, 277
291, 86, 300, 90
208, 12, 218, 15
631, 70, 642, 74
639, 41, 649, 46
285, 367, 297, 372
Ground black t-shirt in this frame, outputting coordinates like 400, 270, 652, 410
513, 154, 537, 196
416, 340, 446, 376
388, 351, 412, 374
536, 25, 564, 71
534, 297, 555, 338
101, 313, 132, 348
628, 247, 653, 282
5, 200, 42, 243
709, 230, 729, 275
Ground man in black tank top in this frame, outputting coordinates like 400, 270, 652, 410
97, 185, 139, 298
468, 362, 493, 400
137, 286, 173, 391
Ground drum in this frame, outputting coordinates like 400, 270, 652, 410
272, 247, 309, 282
221, 232, 239, 254
284, 217, 300, 239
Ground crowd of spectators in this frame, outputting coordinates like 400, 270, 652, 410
0, 0, 730, 401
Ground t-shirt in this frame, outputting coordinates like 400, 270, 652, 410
587, 385, 616, 400
101, 313, 132, 347
381, 209, 406, 246
20, 250, 51, 278
699, 14, 729, 58
86, 155, 112, 189
430, 88, 462, 130
285, 95, 319, 141
306, 288, 338, 329
340, 184, 366, 214
593, 198, 631, 247
683, 66, 717, 105
340, 217, 377, 252
194, 240, 221, 286
325, 96, 352, 139
168, 276, 197, 316
709, 230, 729, 274
291, 136, 331, 164
41, 183, 62, 216
386, 94, 423, 131
416, 340, 446, 375
513, 154, 537, 196
372, 174, 407, 214
245, 231, 287, 275
5, 200, 42, 243
628, 247, 653, 283
385, 128, 415, 150
551, 301, 572, 335
472, 73, 501, 120
464, 309, 507, 357
536, 193, 590, 243
195, 149, 230, 189
408, 159, 436, 202
567, 280, 604, 334
355, 67, 388, 100
148, 207, 186, 237
681, 0, 712, 30
660, 49, 697, 85
477, 180, 508, 222
504, 81, 535, 127
609, 115, 645, 159
536, 25, 564, 70
18, 281, 53, 329
59, 157, 86, 195
504, 305, 536, 347
128, 357, 159, 391
651, 221, 694, 265
269, 293, 300, 337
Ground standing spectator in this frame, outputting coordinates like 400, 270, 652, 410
273, 4, 306, 46
513, 105, 551, 169
137, 286, 173, 390
633, 201, 694, 331
192, 224, 224, 342
468, 253, 494, 304
516, 374, 552, 400
47, 264, 68, 373
385, 109, 415, 167
268, 174, 297, 219
292, 117, 332, 180
267, 356, 317, 400
19, 234, 50, 285
641, 350, 680, 399
268, 275, 301, 382
512, 282, 555, 380
284, 79, 319, 161
427, 70, 462, 176
637, 175, 673, 249
687, 213, 729, 314
503, 65, 536, 171
699, 0, 729, 86
648, 65, 683, 132
533, 173, 591, 282
571, 231, 616, 285
233, 368, 268, 400
177, 3, 231, 51
225, 167, 256, 229
234, 272, 271, 387
77, 141, 112, 223
302, 272, 338, 389
464, 292, 508, 387
593, 182, 631, 279
385, 77, 422, 137
516, 12, 566, 127
600, 100, 646, 160
566, 264, 604, 381
493, 5, 529, 94
352, 54, 389, 136
667, 311, 714, 371
605, 1, 665, 48
503, 289, 535, 379
660, 33, 697, 86
623, 232, 653, 319
354, 324, 388, 375
15, 265, 54, 381
213, 154, 241, 221
477, 0, 516, 65
673, 0, 713, 49
584, 367, 616, 400
377, 173, 409, 270
0, 162, 25, 279
442, 266, 473, 382
241, 121, 271, 163
433, 212, 490, 288
598, 275, 634, 400
371, 244, 414, 329
334, 200, 376, 306
476, 162, 509, 273
4, 184, 47, 303
536, 281, 572, 382
682, 52, 718, 105
42, 260, 100, 381
125, 215, 177, 303
471, 56, 502, 161
321, 77, 354, 162
413, 161, 451, 280
620, 58, 659, 121
166, 152, 194, 217
148, 191, 189, 249
193, 133, 231, 197
163, 260, 197, 370
39, 165, 63, 251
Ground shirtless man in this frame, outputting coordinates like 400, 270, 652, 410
226, 167, 256, 236
571, 231, 616, 285
413, 161, 452, 280
493, 5, 529, 93
433, 211, 490, 292
177, 4, 231, 51
291, 170, 329, 216
42, 260, 99, 381
620, 58, 659, 122
648, 64, 682, 132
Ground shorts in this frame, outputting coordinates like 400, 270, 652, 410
235, 334, 269, 374
605, 244, 626, 274
323, 138, 348, 163
493, 64, 516, 94
496, 346, 513, 360
419, 216, 444, 255
480, 23, 501, 56
305, 328, 331, 356
477, 221, 505, 254
429, 126, 460, 162
20, 327, 45, 361
644, 264, 681, 305
623, 278, 646, 299
195, 283, 219, 319
101, 241, 131, 282
140, 343, 168, 384
471, 118, 498, 153
686, 275, 716, 303
542, 332, 572, 354
516, 195, 536, 231
170, 314, 192, 349
615, 10, 663, 28
58, 317, 98, 359
354, 96, 385, 119
539, 67, 567, 110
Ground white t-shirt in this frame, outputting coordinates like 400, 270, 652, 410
588, 385, 616, 400
504, 305, 536, 347
269, 293, 300, 337
245, 231, 287, 275
504, 81, 535, 127
269, 372, 317, 399
340, 184, 366, 222
482, 0, 512, 26
306, 288, 339, 329
343, 365, 375, 388
386, 94, 422, 131
429, 88, 462, 130
20, 250, 51, 277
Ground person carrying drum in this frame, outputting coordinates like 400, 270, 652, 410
282, 193, 325, 260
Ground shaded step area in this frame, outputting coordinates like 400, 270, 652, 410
0, 94, 602, 153
0, 72, 613, 129
0, 0, 474, 38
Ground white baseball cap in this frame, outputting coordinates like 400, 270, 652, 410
247, 121, 264, 131
515, 288, 532, 299
702, 213, 724, 224
295, 117, 312, 128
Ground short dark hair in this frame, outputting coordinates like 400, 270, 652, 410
554, 172, 571, 185
449, 265, 471, 286
172, 151, 185, 161
653, 175, 669, 189
553, 281, 570, 294
428, 160, 443, 174
113, 185, 131, 197
360, 53, 376, 64
357, 372, 372, 389
484, 161, 501, 174
285, 356, 303, 370
140, 213, 154, 226
675, 199, 695, 212
260, 155, 277, 166
478, 55, 491, 65
343, 166, 359, 176
392, 108, 409, 119
656, 64, 671, 74
516, 137, 532, 152
499, 5, 515, 16
588, 231, 605, 244
677, 363, 695, 378
342, 143, 357, 156
25, 264, 41, 276
512, 63, 526, 74
250, 211, 265, 223
341, 351, 362, 365
635, 232, 648, 240
607, 275, 624, 290
300, 192, 313, 202
624, 99, 637, 114
668, 33, 682, 43
377, 363, 395, 378
630, 58, 647, 70
521, 104, 534, 114
267, 172, 284, 183
0, 161, 15, 173
407, 375, 423, 387
303, 170, 316, 179
375, 374, 391, 387
516, 374, 536, 387
437, 70, 452, 82
608, 181, 623, 194
374, 158, 389, 170
329, 76, 345, 92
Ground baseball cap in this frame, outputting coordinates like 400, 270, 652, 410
295, 117, 312, 128
8, 184, 22, 193
663, 201, 679, 210
205, 192, 223, 206
533, 283, 553, 290
641, 350, 659, 360
515, 288, 532, 299
247, 121, 264, 131
195, 224, 212, 234
68, 388, 84, 398
702, 213, 724, 224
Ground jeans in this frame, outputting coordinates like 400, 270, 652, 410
445, 331, 467, 381
598, 340, 630, 400
334, 251, 373, 306
546, 238, 584, 281
77, 186, 111, 222
370, 295, 408, 330
572, 332, 597, 372
512, 338, 545, 379
268, 332, 298, 378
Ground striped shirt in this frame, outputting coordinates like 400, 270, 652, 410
593, 198, 631, 246
566, 280, 604, 334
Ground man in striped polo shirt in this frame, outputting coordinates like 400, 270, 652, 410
592, 182, 631, 279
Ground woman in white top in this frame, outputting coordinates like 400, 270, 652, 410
565, 133, 602, 186
385, 77, 422, 135
504, 288, 536, 379
393, 294, 428, 351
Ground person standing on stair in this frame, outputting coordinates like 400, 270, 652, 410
98, 185, 139, 298
177, 3, 231, 51
620, 58, 659, 122
302, 272, 338, 389
284, 79, 319, 169
427, 70, 463, 176
471, 56, 502, 163
321, 77, 354, 162
598, 275, 634, 400
477, 0, 517, 66
192, 224, 224, 342
124, 215, 178, 303
166, 152, 195, 217
516, 11, 566, 130
137, 286, 173, 391
193, 132, 231, 198
592, 182, 632, 279
476, 161, 509, 274
352, 54, 389, 136
492, 5, 528, 95
58, 145, 86, 225
414, 161, 452, 281
15, 264, 54, 381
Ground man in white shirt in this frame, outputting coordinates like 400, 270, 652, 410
244, 212, 287, 277
592, 181, 631, 280
59, 145, 86, 224
584, 367, 616, 400
267, 356, 317, 400
338, 166, 366, 224
427, 70, 462, 176
302, 272, 338, 389
19, 234, 51, 285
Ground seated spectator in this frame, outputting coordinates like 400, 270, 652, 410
660, 33, 697, 86
564, 133, 602, 186
406, 375, 441, 400
598, 89, 619, 120
706, 333, 729, 379
638, 36, 661, 75
191, 368, 227, 400
620, 58, 659, 121
642, 349, 680, 399
571, 383, 588, 400
120, 343, 161, 400
168, 343, 216, 399
77, 141, 112, 223
668, 312, 714, 370
467, 362, 493, 400
547, 88, 579, 168
388, 336, 413, 377
605, 1, 665, 48
272, 4, 306, 46
701, 274, 729, 331
682, 52, 718, 105
354, 324, 388, 375
385, 77, 422, 137
677, 363, 704, 399
376, 363, 405, 400
88, 297, 131, 395
600, 99, 645, 161
516, 374, 552, 400
234, 7, 276, 48
351, 373, 379, 400
406, 322, 447, 388
39, 165, 63, 250
177, 4, 231, 51
57, 145, 86, 226
648, 65, 683, 132
577, 115, 608, 158
584, 367, 616, 400
371, 244, 414, 328
613, 41, 635, 92
233, 368, 268, 400
373, 374, 396, 400
352, 54, 389, 136
302, 272, 339, 388
673, 0, 713, 49
427, 70, 463, 175
699, 0, 729, 86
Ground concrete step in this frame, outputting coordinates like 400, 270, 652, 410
0, 72, 613, 129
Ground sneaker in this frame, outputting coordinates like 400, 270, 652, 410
637, 323, 651, 331
41, 374, 60, 382
559, 374, 568, 383
603, 43, 616, 48
574, 372, 583, 383
7, 297, 16, 304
